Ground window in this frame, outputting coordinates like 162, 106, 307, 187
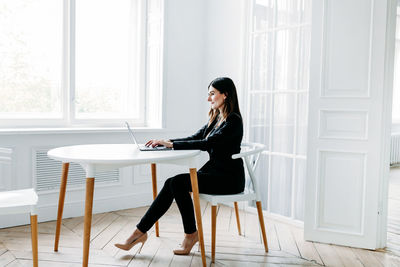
244, 0, 311, 220
0, 0, 163, 127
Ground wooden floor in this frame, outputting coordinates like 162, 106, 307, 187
3, 170, 400, 266
387, 167, 400, 255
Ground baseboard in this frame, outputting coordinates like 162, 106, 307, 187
221, 202, 304, 228
246, 206, 304, 228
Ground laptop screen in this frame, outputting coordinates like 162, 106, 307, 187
125, 122, 141, 150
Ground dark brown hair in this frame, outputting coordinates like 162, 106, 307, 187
208, 77, 241, 125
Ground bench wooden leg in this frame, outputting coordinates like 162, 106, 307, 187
30, 214, 38, 267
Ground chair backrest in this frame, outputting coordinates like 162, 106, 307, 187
232, 142, 266, 200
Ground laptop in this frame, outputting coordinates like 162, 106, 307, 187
125, 122, 172, 151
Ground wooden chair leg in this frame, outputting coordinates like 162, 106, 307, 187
54, 162, 69, 252
30, 214, 38, 267
83, 177, 95, 267
211, 205, 217, 263
151, 163, 159, 237
256, 201, 268, 252
234, 202, 242, 235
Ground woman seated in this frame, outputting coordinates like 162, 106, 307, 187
115, 77, 245, 255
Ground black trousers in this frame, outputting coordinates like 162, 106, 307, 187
136, 172, 243, 234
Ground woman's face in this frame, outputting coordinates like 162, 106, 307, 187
208, 86, 226, 110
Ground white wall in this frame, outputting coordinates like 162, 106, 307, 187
163, 0, 209, 129
204, 0, 245, 101
163, 0, 245, 124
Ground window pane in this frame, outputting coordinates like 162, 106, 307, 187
253, 0, 275, 32
302, 0, 312, 25
276, 0, 302, 26
0, 0, 62, 117
272, 93, 295, 153
270, 155, 293, 216
294, 158, 306, 220
248, 93, 271, 149
274, 29, 300, 91
251, 33, 274, 91
75, 0, 140, 119
299, 27, 311, 91
296, 93, 308, 155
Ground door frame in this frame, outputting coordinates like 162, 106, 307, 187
376, 0, 397, 248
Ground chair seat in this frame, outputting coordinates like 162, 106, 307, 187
0, 188, 38, 215
199, 192, 257, 206
0, 188, 39, 267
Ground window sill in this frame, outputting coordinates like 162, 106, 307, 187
0, 127, 168, 135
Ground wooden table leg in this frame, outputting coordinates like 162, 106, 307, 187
83, 177, 95, 267
54, 162, 69, 252
151, 163, 159, 237
189, 168, 206, 267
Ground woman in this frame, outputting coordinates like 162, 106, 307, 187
115, 77, 245, 255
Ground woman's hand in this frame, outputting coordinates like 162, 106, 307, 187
145, 139, 173, 148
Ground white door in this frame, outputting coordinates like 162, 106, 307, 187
304, 0, 396, 249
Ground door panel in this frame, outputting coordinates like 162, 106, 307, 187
304, 0, 395, 249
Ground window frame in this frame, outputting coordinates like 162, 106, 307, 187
0, 0, 163, 128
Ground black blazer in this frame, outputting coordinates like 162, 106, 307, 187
171, 112, 245, 190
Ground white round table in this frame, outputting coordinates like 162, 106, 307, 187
48, 144, 206, 267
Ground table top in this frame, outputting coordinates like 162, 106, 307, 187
47, 144, 201, 165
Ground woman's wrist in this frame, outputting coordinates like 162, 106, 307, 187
168, 141, 173, 148
164, 139, 173, 148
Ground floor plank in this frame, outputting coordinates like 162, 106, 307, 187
291, 226, 324, 265
351, 247, 383, 267
333, 245, 363, 267
372, 250, 400, 266
313, 242, 344, 267
0, 250, 16, 266
274, 221, 300, 257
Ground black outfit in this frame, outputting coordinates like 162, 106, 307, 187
136, 112, 245, 234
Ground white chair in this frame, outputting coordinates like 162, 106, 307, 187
199, 142, 268, 263
0, 188, 39, 267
